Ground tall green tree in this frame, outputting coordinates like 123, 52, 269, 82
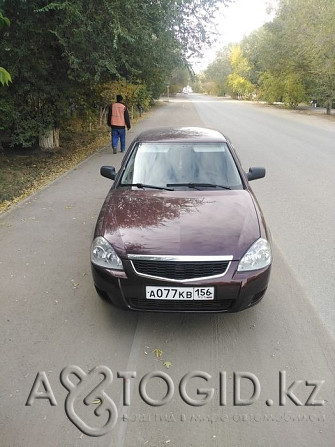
0, 11, 11, 86
277, 0, 335, 113
203, 46, 232, 95
203, 44, 255, 98
205, 0, 335, 113
0, 0, 232, 149
245, 0, 335, 111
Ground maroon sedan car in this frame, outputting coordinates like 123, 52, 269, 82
91, 127, 272, 312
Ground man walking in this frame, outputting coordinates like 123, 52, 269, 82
107, 94, 131, 154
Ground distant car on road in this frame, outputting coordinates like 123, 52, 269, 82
91, 127, 272, 312
182, 86, 193, 94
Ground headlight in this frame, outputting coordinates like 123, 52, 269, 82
91, 236, 124, 270
237, 238, 272, 272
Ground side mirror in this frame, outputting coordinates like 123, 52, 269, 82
100, 166, 116, 180
247, 167, 266, 181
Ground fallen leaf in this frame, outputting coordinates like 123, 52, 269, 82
71, 280, 79, 288
163, 361, 172, 369
92, 398, 102, 405
152, 348, 163, 358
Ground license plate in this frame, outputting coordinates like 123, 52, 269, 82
146, 286, 214, 300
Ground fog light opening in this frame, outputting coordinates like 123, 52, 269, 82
249, 289, 266, 307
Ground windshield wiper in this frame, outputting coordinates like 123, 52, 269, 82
119, 183, 174, 191
167, 183, 231, 190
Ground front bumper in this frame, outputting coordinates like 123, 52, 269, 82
91, 260, 271, 313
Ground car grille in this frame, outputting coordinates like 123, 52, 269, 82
131, 260, 230, 281
128, 297, 234, 312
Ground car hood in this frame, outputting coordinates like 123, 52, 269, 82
98, 190, 260, 259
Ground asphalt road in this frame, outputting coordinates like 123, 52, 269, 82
1, 95, 334, 447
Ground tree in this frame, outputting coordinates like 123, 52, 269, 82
288, 0, 335, 113
203, 46, 232, 95
170, 68, 190, 95
226, 46, 255, 98
259, 71, 284, 103
283, 73, 306, 107
0, 0, 233, 149
249, 0, 335, 112
206, 0, 335, 113
227, 73, 254, 99
0, 11, 11, 86
0, 0, 80, 148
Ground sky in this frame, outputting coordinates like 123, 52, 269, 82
191, 0, 278, 73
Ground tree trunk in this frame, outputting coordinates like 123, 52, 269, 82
326, 98, 332, 115
53, 128, 60, 147
39, 128, 60, 150
100, 105, 108, 127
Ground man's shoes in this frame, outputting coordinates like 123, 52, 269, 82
113, 148, 117, 154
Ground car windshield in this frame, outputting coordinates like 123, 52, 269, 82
120, 142, 243, 189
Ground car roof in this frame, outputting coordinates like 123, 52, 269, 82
134, 127, 228, 144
